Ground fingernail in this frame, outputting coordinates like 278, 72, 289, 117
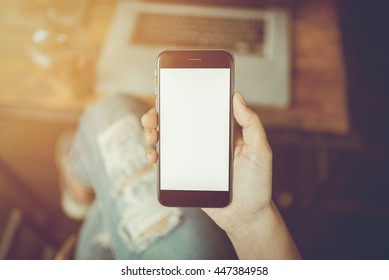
236, 92, 247, 107
141, 111, 150, 124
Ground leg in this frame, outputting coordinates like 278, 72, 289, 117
71, 94, 236, 259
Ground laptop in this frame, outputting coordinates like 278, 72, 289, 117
96, 0, 292, 107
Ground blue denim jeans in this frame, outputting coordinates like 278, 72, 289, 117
70, 94, 236, 259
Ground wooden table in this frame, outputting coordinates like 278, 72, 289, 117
261, 0, 349, 134
0, 0, 349, 133
0, 0, 114, 122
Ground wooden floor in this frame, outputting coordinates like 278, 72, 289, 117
0, 118, 80, 259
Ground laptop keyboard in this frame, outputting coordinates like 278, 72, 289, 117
130, 13, 266, 55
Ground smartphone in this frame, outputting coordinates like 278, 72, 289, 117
156, 50, 234, 207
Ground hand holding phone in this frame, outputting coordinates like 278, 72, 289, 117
142, 91, 302, 259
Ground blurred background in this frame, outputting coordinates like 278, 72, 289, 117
0, 0, 388, 259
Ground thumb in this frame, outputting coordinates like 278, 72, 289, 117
233, 92, 268, 151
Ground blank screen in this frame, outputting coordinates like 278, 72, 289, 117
159, 68, 230, 191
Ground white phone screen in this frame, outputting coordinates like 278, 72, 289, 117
159, 68, 231, 191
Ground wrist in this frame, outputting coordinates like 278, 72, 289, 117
225, 201, 301, 260
225, 201, 274, 240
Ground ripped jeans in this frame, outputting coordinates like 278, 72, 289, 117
70, 94, 237, 259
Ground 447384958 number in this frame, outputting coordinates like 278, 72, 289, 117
213, 266, 268, 276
